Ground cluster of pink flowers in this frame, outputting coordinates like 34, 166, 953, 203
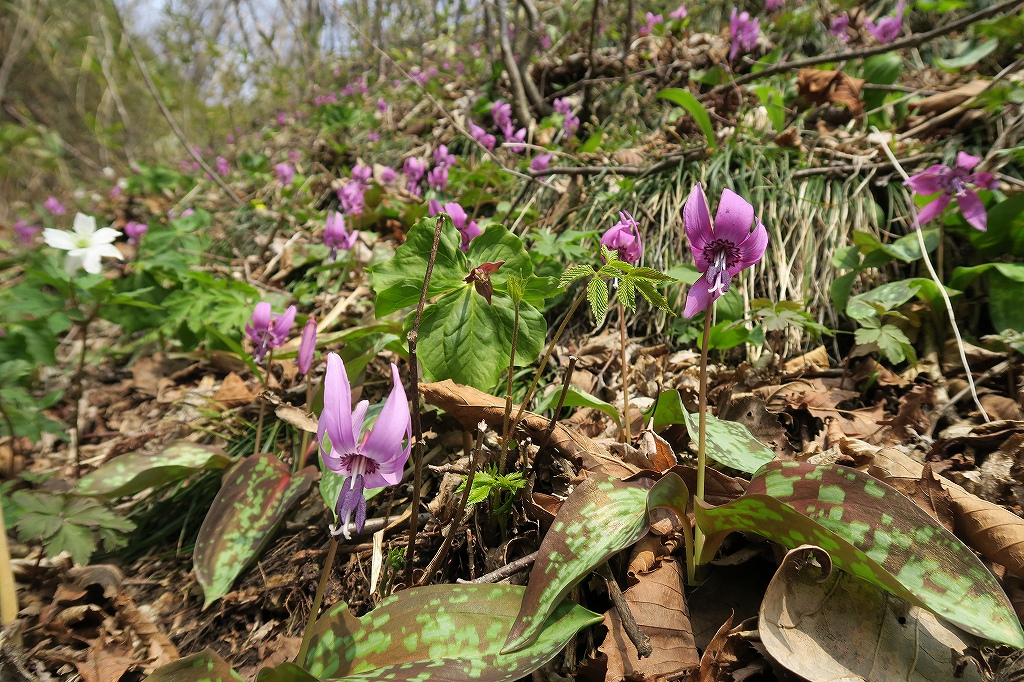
492, 100, 527, 153
639, 12, 663, 36
339, 164, 372, 216
553, 98, 579, 137
404, 157, 427, 197
324, 210, 359, 260
429, 200, 481, 252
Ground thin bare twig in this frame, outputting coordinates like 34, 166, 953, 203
707, 0, 1024, 97
596, 563, 652, 658
403, 215, 447, 586
460, 550, 538, 583
540, 356, 578, 450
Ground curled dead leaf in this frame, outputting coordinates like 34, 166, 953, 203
797, 69, 865, 118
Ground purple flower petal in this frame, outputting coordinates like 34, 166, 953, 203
730, 220, 769, 274
351, 400, 369, 447
915, 193, 951, 226
684, 183, 713, 267
712, 188, 756, 246
298, 317, 317, 375
320, 353, 356, 464
956, 152, 981, 172
360, 364, 411, 465
683, 272, 718, 318
271, 305, 297, 345
905, 167, 947, 195
967, 171, 998, 191
956, 188, 987, 231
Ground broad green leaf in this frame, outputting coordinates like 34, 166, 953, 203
949, 262, 1024, 291
695, 461, 1024, 647
503, 473, 688, 653
645, 389, 687, 433
680, 409, 776, 474
300, 584, 602, 682
256, 663, 321, 682
369, 216, 467, 317
416, 289, 547, 391
145, 648, 245, 682
846, 280, 920, 321
194, 454, 317, 607
658, 88, 715, 149
962, 194, 1024, 258
854, 229, 938, 267
989, 270, 1024, 332
75, 441, 233, 499
580, 129, 603, 153
936, 39, 998, 70
535, 385, 621, 424
862, 53, 903, 116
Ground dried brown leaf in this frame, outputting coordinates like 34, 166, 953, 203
797, 69, 865, 117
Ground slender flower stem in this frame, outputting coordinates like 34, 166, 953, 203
296, 536, 338, 664
296, 378, 314, 473
254, 350, 274, 456
499, 303, 521, 476
69, 313, 95, 479
619, 302, 631, 443
404, 215, 447, 586
873, 130, 989, 423
509, 289, 587, 438
693, 305, 713, 566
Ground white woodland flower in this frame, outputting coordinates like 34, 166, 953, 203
43, 213, 123, 275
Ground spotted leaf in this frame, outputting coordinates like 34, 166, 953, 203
75, 441, 233, 499
695, 461, 1024, 647
296, 583, 601, 682
680, 409, 775, 474
503, 473, 689, 653
145, 648, 244, 682
194, 454, 317, 607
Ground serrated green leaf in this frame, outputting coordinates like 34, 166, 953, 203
847, 280, 920, 321
75, 441, 234, 499
146, 648, 246, 682
194, 454, 317, 607
695, 461, 1024, 648
587, 278, 609, 323
634, 280, 674, 315
560, 264, 595, 288
503, 473, 688, 653
628, 267, 677, 283
301, 583, 601, 682
680, 409, 776, 474
416, 290, 547, 391
657, 88, 716, 149
617, 278, 637, 310
45, 524, 97, 566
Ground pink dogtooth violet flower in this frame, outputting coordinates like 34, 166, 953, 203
351, 163, 373, 187
275, 162, 295, 186
377, 97, 389, 112
865, 1, 905, 43
124, 221, 148, 246
829, 14, 850, 40
324, 210, 359, 261
368, 131, 380, 143
298, 317, 317, 375
470, 122, 496, 151
600, 211, 643, 264
339, 181, 365, 216
682, 184, 768, 318
491, 100, 512, 129
530, 152, 553, 173
380, 167, 397, 185
640, 12, 663, 35
553, 97, 572, 116
404, 157, 426, 184
905, 152, 998, 231
427, 165, 449, 191
564, 114, 580, 136
670, 4, 688, 19
319, 353, 411, 539
729, 9, 760, 61
434, 144, 456, 168
502, 123, 527, 153
13, 220, 40, 244
44, 197, 66, 215
245, 302, 296, 364
766, 0, 783, 11
216, 156, 230, 175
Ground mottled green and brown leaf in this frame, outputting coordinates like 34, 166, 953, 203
695, 461, 1024, 647
502, 473, 688, 653
193, 454, 316, 607
298, 583, 601, 682
144, 648, 244, 682
76, 441, 233, 499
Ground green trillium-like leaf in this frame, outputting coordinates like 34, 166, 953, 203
680, 409, 776, 475
144, 648, 245, 682
75, 441, 234, 499
194, 454, 317, 607
417, 289, 546, 391
503, 473, 689, 653
295, 583, 601, 682
695, 461, 1024, 648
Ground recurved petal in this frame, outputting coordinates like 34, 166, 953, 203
712, 188, 756, 246
956, 189, 987, 231
730, 219, 768, 274
272, 305, 297, 343
89, 243, 124, 261
322, 353, 356, 455
967, 172, 998, 191
351, 400, 369, 446
915, 194, 950, 226
956, 151, 981, 172
72, 213, 96, 236
43, 228, 76, 250
683, 273, 718, 318
683, 183, 712, 256
361, 364, 411, 464
904, 167, 947, 195
250, 302, 272, 333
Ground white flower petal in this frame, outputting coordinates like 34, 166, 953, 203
73, 213, 97, 236
80, 251, 102, 274
90, 244, 124, 261
43, 228, 76, 250
64, 254, 83, 274
90, 227, 122, 244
